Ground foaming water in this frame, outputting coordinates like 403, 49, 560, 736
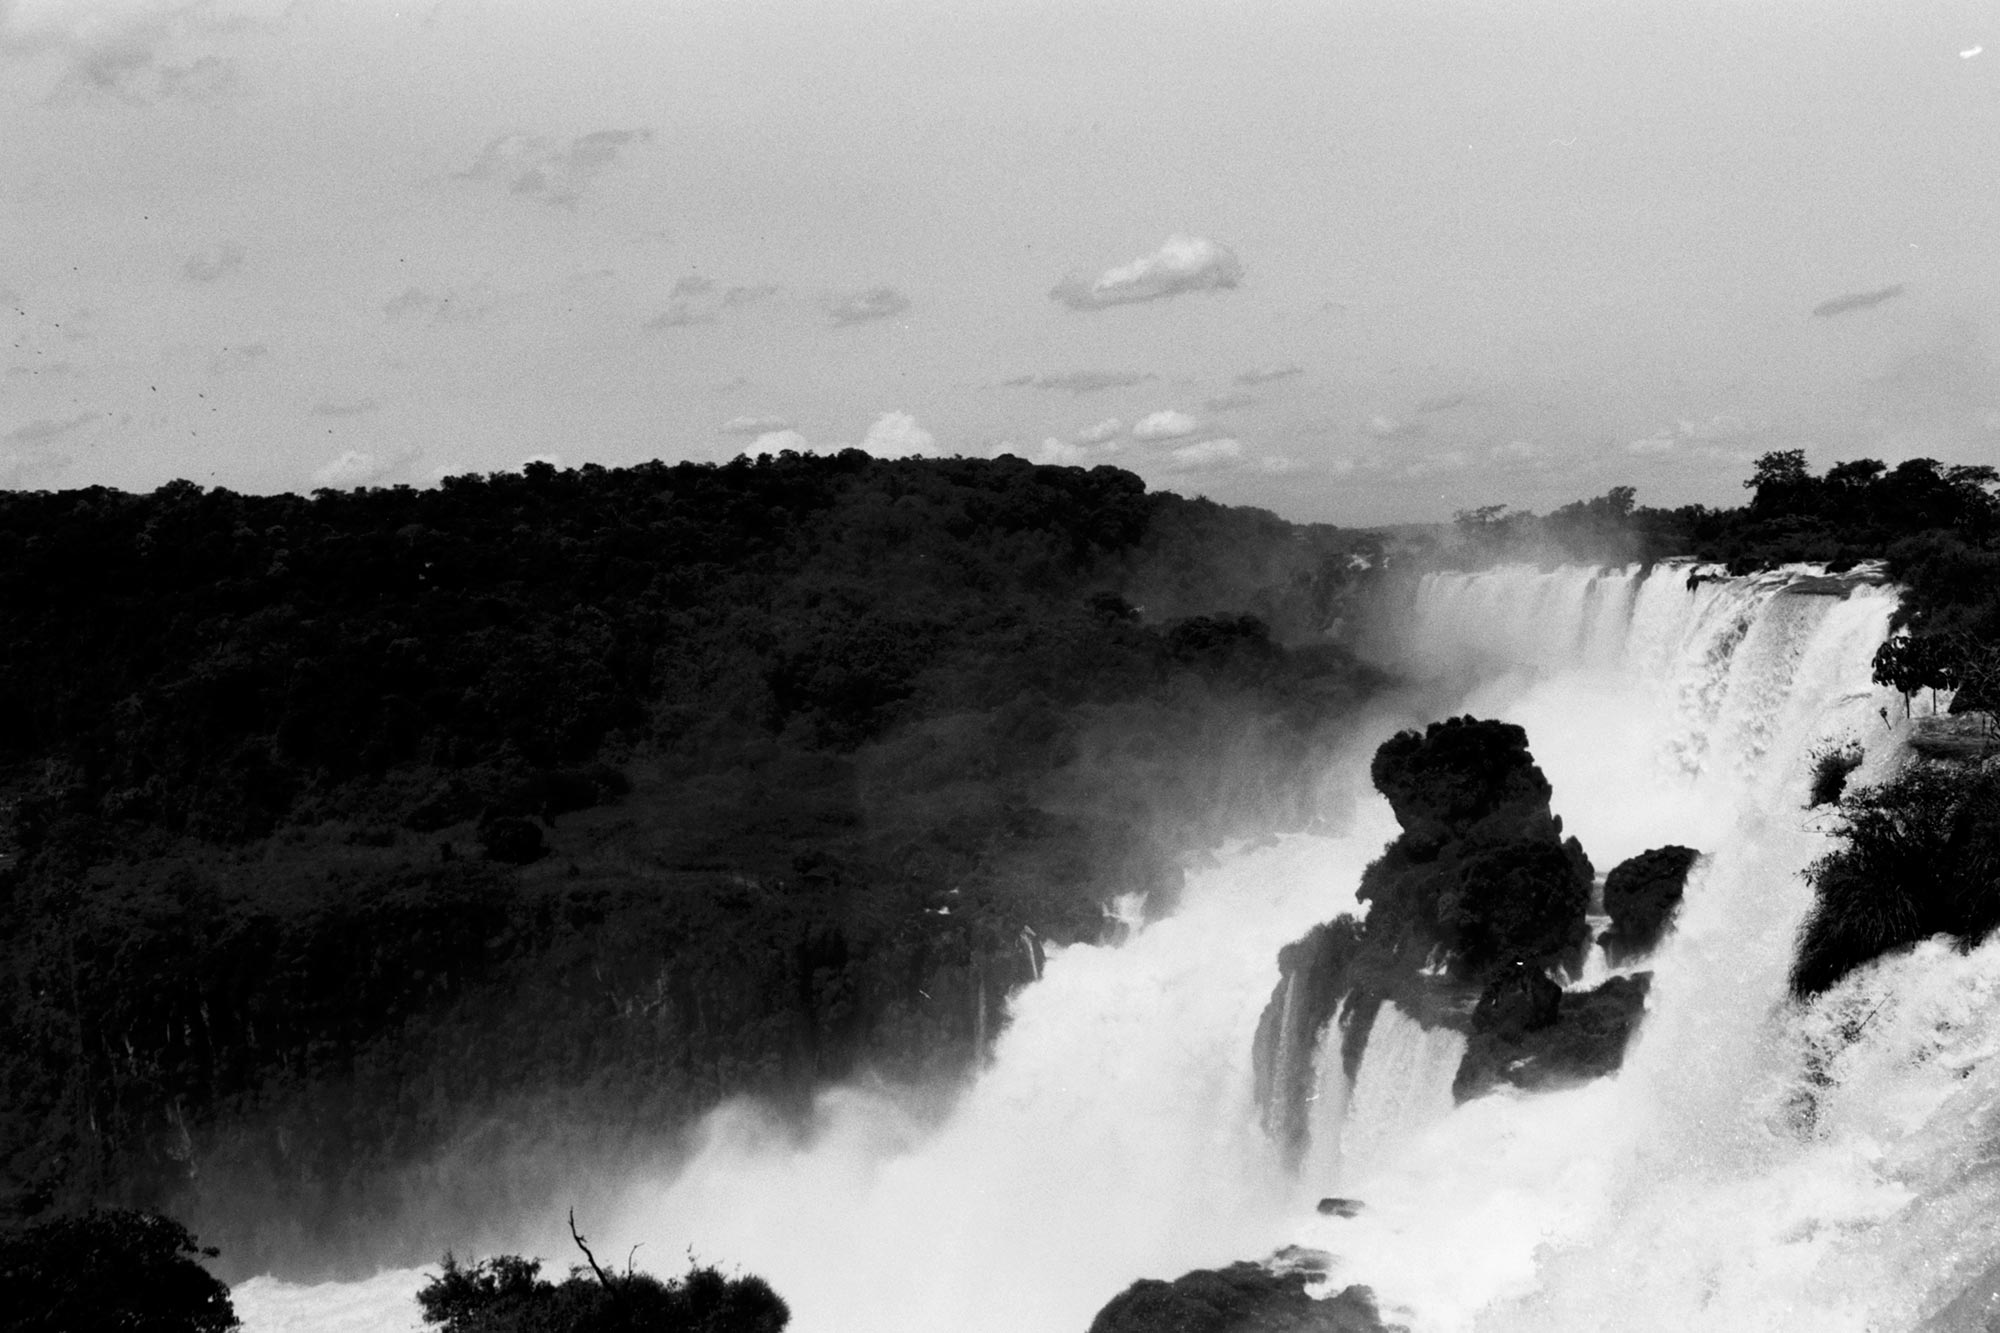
238, 564, 1979, 1333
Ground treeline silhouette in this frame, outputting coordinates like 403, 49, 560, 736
0, 450, 1383, 1276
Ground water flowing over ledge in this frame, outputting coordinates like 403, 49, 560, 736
242, 561, 2000, 1333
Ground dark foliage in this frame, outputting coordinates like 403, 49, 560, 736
1807, 743, 1866, 809
1791, 765, 2000, 998
1356, 718, 1591, 979
0, 1207, 238, 1332
1599, 845, 1699, 964
416, 1251, 789, 1333
1453, 973, 1650, 1101
1088, 1264, 1400, 1333
0, 452, 1385, 1270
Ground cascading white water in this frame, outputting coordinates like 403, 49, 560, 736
238, 562, 1992, 1333
1334, 1004, 1467, 1191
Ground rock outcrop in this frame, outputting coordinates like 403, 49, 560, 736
1254, 717, 1685, 1143
1600, 844, 1699, 964
1088, 1262, 1404, 1333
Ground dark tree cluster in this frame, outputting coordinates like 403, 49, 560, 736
0, 1207, 237, 1333
1791, 764, 2000, 999
0, 451, 1385, 1273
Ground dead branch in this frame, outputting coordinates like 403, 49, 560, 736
569, 1207, 611, 1288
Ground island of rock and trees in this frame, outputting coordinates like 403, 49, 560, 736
1, 447, 1995, 1331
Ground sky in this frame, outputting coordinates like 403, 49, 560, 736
3, 0, 1996, 526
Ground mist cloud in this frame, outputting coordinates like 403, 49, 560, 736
1074, 418, 1125, 445
858, 411, 939, 458
1164, 438, 1244, 472
5, 411, 97, 444
1052, 235, 1243, 311
312, 448, 415, 489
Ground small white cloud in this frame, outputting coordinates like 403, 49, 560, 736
858, 410, 939, 458
721, 415, 793, 436
1052, 235, 1244, 311
183, 242, 244, 283
1235, 362, 1302, 386
1627, 434, 1678, 455
1490, 439, 1547, 465
1364, 414, 1419, 440
313, 450, 397, 488
1202, 391, 1258, 413
828, 286, 911, 326
751, 429, 811, 453
1165, 438, 1245, 472
1032, 438, 1094, 465
1075, 417, 1125, 445
1133, 410, 1200, 441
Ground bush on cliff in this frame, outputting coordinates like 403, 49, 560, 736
1792, 763, 2000, 998
1087, 1263, 1400, 1333
1600, 845, 1699, 963
417, 1250, 789, 1333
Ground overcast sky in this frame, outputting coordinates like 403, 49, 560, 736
3, 0, 1996, 524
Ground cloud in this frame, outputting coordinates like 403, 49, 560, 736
1489, 439, 1549, 466
1003, 370, 1155, 394
457, 127, 653, 207
1415, 392, 1470, 413
1235, 362, 1302, 386
24, 5, 248, 107
1812, 284, 1905, 318
1363, 414, 1422, 440
1133, 410, 1201, 441
0, 450, 71, 489
1405, 450, 1471, 477
310, 399, 379, 418
313, 450, 399, 488
751, 429, 811, 453
828, 286, 911, 326
182, 242, 244, 283
5, 411, 98, 444
1202, 391, 1257, 414
1164, 438, 1244, 472
857, 410, 939, 458
383, 285, 493, 324
1030, 437, 1096, 466
207, 342, 268, 374
672, 275, 715, 298
722, 284, 780, 307
1074, 417, 1125, 445
1626, 433, 1678, 455
1052, 235, 1243, 311
720, 415, 793, 436
645, 302, 717, 330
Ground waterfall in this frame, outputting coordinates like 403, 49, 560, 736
240, 562, 1976, 1333
1335, 1004, 1467, 1189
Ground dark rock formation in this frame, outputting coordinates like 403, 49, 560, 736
1255, 716, 1673, 1142
1088, 1263, 1404, 1333
1453, 972, 1651, 1101
1600, 845, 1699, 964
1252, 918, 1373, 1164
1357, 717, 1593, 982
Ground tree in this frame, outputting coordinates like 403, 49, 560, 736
1743, 449, 1816, 517
0, 1209, 238, 1333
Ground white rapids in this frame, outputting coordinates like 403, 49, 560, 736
239, 563, 2000, 1333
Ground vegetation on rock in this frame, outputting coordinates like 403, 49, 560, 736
1087, 1263, 1401, 1333
0, 1207, 238, 1333
1791, 763, 2000, 999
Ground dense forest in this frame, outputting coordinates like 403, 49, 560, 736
0, 450, 1385, 1279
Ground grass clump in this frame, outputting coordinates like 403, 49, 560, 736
1806, 740, 1866, 808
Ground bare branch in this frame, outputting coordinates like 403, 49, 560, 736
569, 1207, 611, 1288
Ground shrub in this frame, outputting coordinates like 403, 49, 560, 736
1807, 742, 1865, 808
0, 1208, 238, 1333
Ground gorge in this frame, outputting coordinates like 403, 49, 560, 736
235, 556, 2000, 1332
